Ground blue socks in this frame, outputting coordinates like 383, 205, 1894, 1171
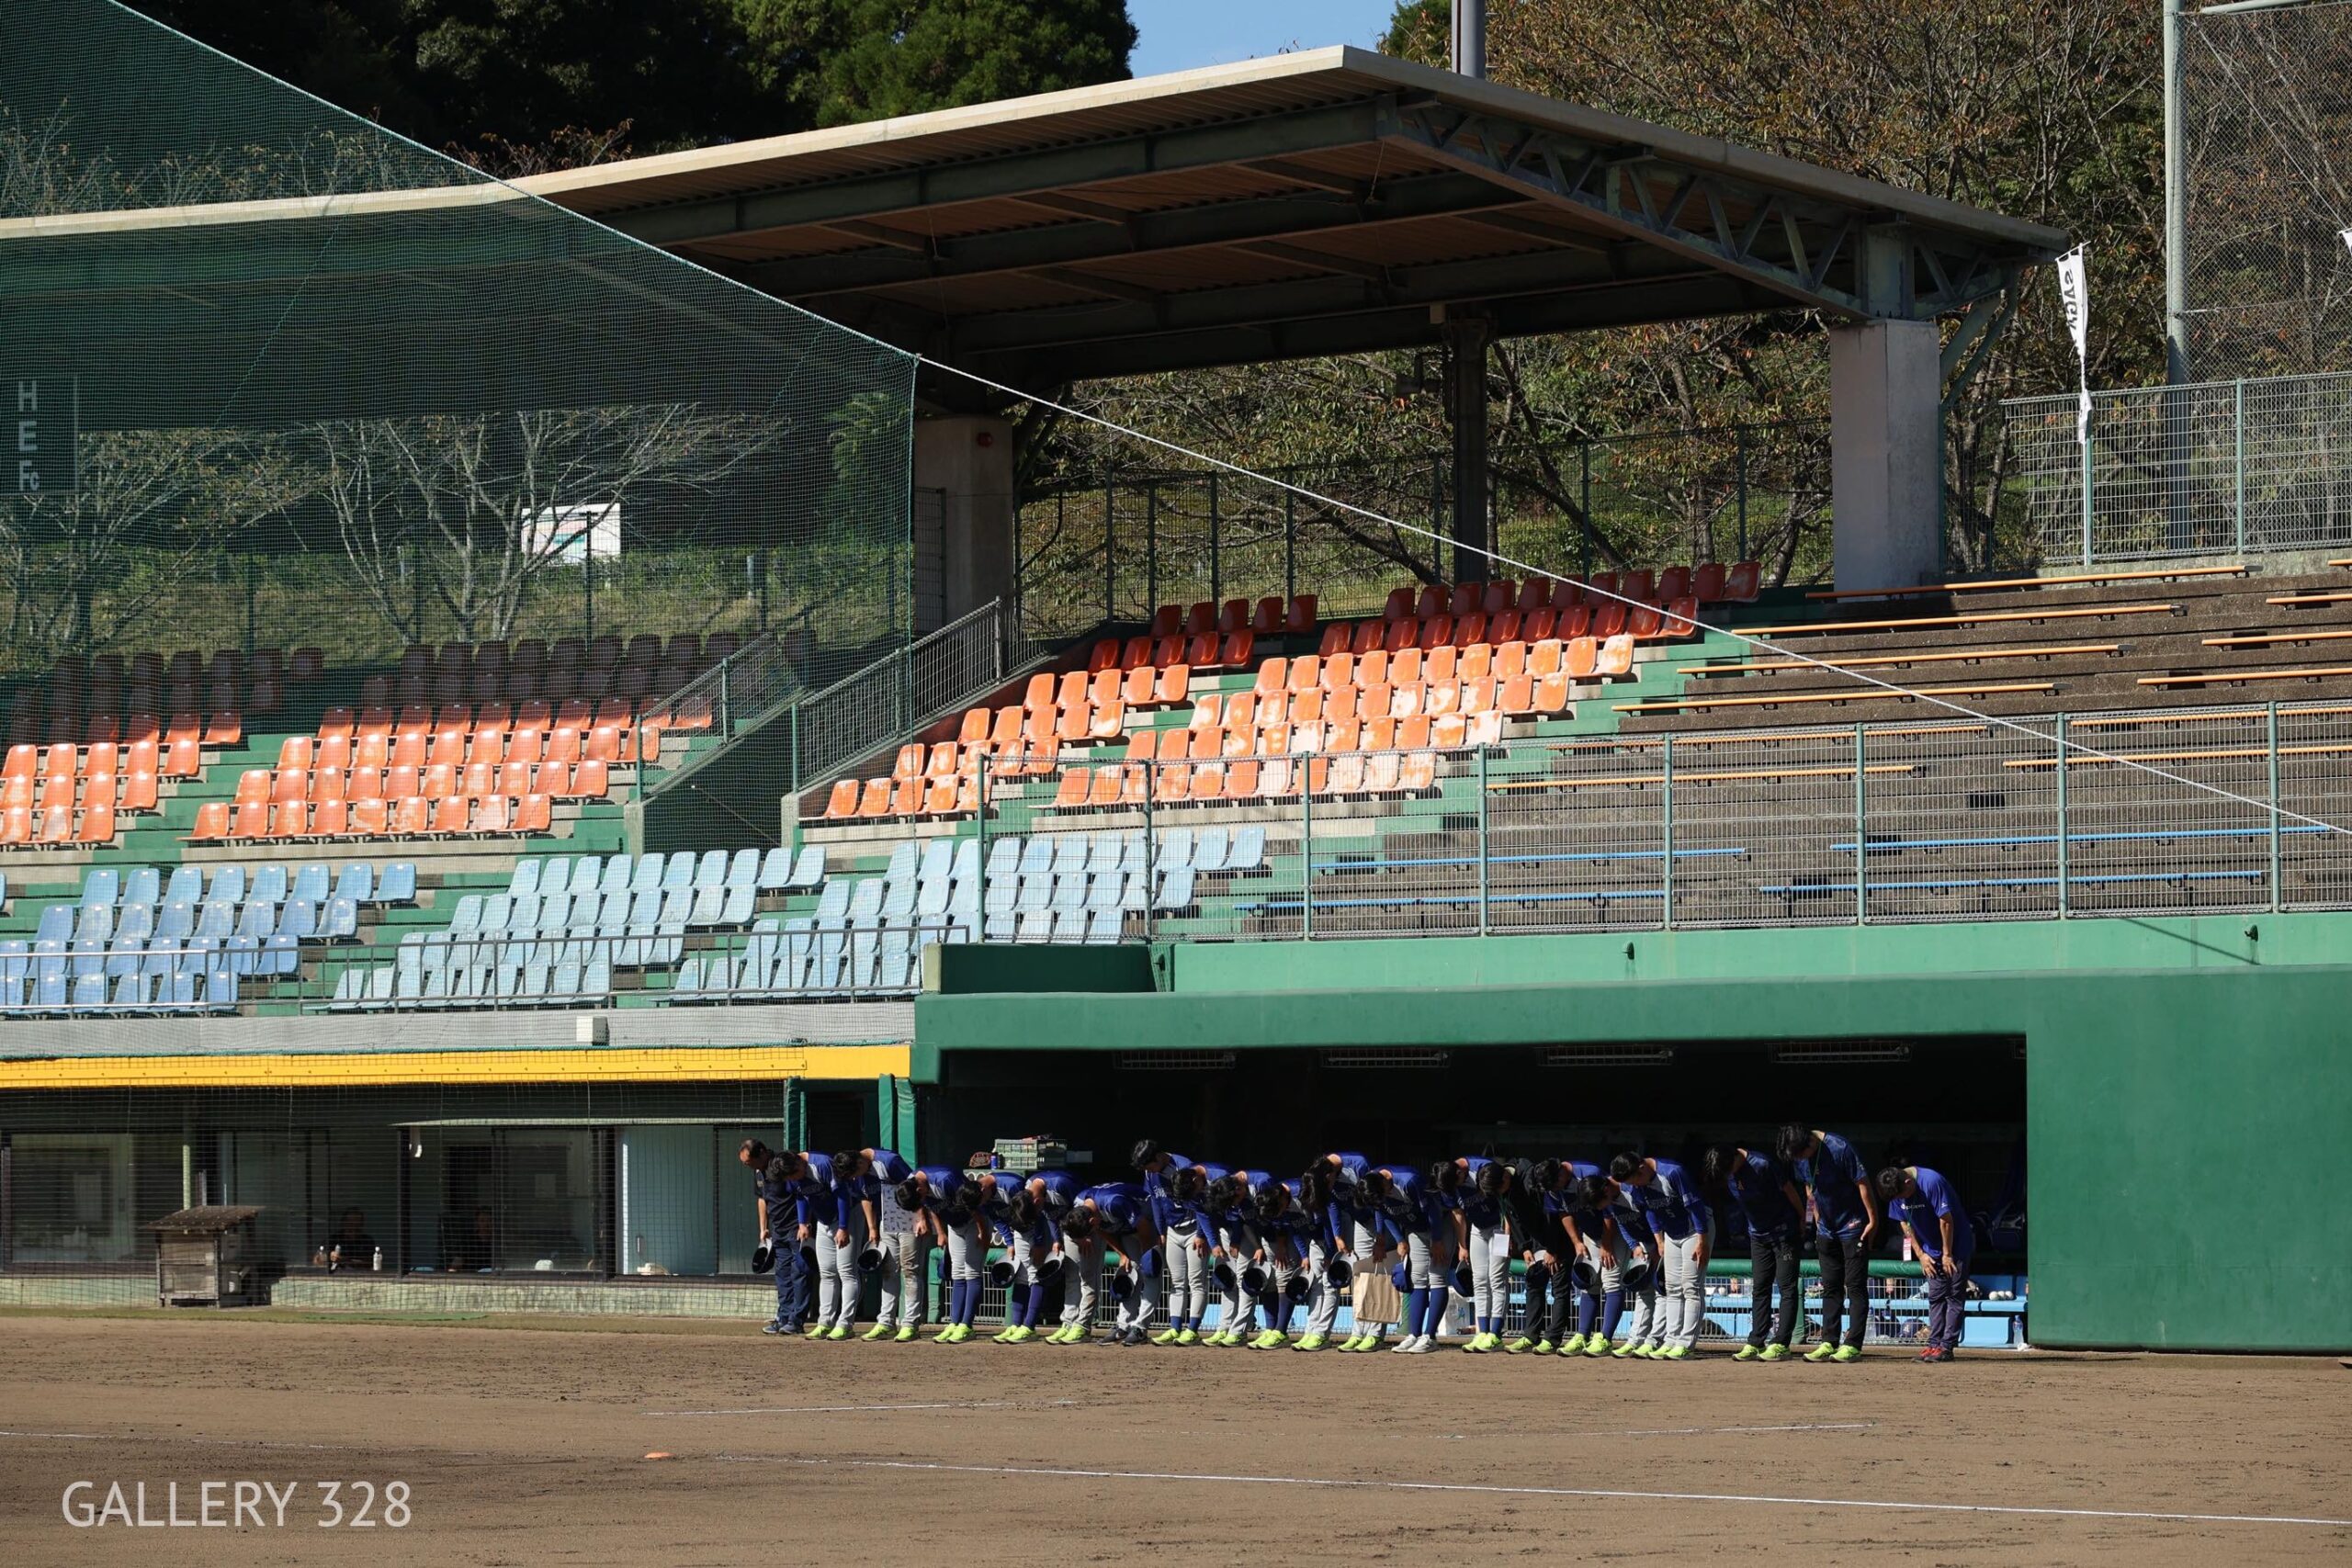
1019, 1284, 1044, 1328
1601, 1289, 1624, 1341
1421, 1290, 1450, 1338
1577, 1291, 1600, 1337
1403, 1288, 1427, 1338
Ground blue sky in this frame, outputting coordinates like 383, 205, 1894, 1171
1130, 0, 1402, 76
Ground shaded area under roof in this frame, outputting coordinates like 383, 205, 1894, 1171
520, 47, 2067, 392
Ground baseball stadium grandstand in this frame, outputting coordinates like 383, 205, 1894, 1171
0, 0, 2346, 1367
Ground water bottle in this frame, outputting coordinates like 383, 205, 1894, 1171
372, 1246, 383, 1272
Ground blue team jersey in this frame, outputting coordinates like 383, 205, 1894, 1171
1080, 1182, 1149, 1238
1798, 1132, 1872, 1240
868, 1149, 912, 1186
1725, 1151, 1800, 1241
1625, 1158, 1712, 1240
1459, 1157, 1507, 1227
1892, 1167, 1974, 1261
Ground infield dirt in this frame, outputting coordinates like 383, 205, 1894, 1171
2, 1312, 2346, 1565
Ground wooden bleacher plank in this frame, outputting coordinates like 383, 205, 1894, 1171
1806, 563, 2245, 600
1553, 721, 1996, 750
2138, 665, 2352, 688
2203, 629, 2352, 648
1614, 681, 2057, 716
2069, 703, 2352, 729
1735, 603, 2178, 637
2266, 592, 2352, 605
2005, 741, 2352, 771
1680, 642, 2120, 677
1489, 761, 1920, 792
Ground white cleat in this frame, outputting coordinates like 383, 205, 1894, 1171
1398, 1334, 1435, 1353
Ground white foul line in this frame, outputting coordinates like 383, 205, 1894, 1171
741, 1455, 2352, 1530
644, 1398, 1081, 1417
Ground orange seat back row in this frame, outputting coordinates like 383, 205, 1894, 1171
1144, 595, 1318, 641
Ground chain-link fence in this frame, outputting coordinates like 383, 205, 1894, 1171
2004, 370, 2352, 564
0, 0, 915, 688
2181, 0, 2352, 381
1016, 423, 1829, 645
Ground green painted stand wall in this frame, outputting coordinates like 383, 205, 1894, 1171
916, 917, 2352, 1353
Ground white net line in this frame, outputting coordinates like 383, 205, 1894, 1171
929, 357, 2352, 842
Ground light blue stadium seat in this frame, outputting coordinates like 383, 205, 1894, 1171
570, 854, 603, 895
379, 861, 416, 904
138, 940, 178, 979
981, 908, 1014, 942
35, 905, 73, 943
82, 867, 119, 908
986, 836, 1023, 881
581, 955, 611, 1003
234, 901, 274, 942
600, 853, 634, 895
264, 935, 300, 977
792, 843, 830, 889
1086, 908, 1123, 945
509, 859, 544, 899
1087, 831, 1122, 873
278, 899, 317, 942
845, 878, 884, 922
916, 838, 951, 885
243, 864, 283, 906
1156, 866, 1194, 910
117, 903, 154, 942
34, 965, 68, 1011
77, 903, 116, 942
1228, 826, 1267, 873
328, 966, 367, 1010
1052, 834, 1088, 873
1120, 873, 1148, 914
100, 936, 144, 979
622, 852, 661, 894
0, 972, 21, 1011
878, 930, 913, 989
113, 971, 152, 1010
363, 965, 394, 1005
448, 895, 484, 937
1159, 828, 1195, 873
541, 858, 572, 898
1016, 871, 1052, 911
1015, 909, 1055, 944
0, 939, 25, 985
210, 865, 248, 907
225, 935, 260, 977
322, 897, 358, 941
656, 886, 693, 933
125, 867, 159, 907
695, 850, 728, 888
673, 956, 707, 999
195, 900, 235, 942
727, 847, 761, 887
880, 875, 916, 922
156, 969, 198, 1009
1017, 837, 1053, 878
1195, 827, 1231, 873
1086, 871, 1125, 910
755, 845, 793, 891
679, 886, 718, 927
983, 874, 1017, 915
481, 895, 514, 938
719, 884, 756, 926
73, 972, 107, 1010
70, 939, 107, 979
292, 863, 331, 906
1052, 874, 1088, 915
335, 862, 375, 905
155, 899, 194, 942
203, 967, 239, 1011
917, 871, 952, 919
164, 865, 203, 905
661, 853, 693, 890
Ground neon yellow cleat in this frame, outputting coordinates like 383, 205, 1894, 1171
1503, 1337, 1535, 1354
1804, 1341, 1837, 1362
1758, 1343, 1789, 1361
1292, 1333, 1329, 1351
1831, 1345, 1861, 1363
1733, 1345, 1760, 1361
862, 1323, 891, 1341
893, 1326, 917, 1342
1173, 1328, 1200, 1346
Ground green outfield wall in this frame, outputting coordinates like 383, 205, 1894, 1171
917, 915, 2352, 1353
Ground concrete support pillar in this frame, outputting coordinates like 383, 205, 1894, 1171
1445, 312, 1494, 584
1829, 320, 1941, 592
911, 414, 1015, 634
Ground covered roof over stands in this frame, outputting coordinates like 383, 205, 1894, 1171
521, 47, 2066, 390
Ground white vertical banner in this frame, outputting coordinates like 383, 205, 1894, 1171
2341, 226, 2352, 258
2054, 244, 2093, 446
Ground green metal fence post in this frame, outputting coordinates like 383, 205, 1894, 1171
1854, 722, 1868, 925
2267, 701, 2281, 912
1283, 490, 1296, 605
974, 750, 989, 940
1208, 473, 1220, 607
1146, 480, 1159, 615
1475, 744, 1490, 936
1736, 425, 1750, 564
1579, 442, 1593, 580
1098, 488, 1112, 629
1659, 732, 1675, 929
1140, 756, 1155, 943
2079, 423, 2095, 568
2233, 379, 2246, 558
787, 704, 801, 814
718, 655, 733, 739
1299, 774, 1314, 941
2054, 713, 2070, 918
243, 549, 256, 657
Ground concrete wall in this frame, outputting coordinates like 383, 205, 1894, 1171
912, 415, 1015, 632
1830, 319, 1941, 592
